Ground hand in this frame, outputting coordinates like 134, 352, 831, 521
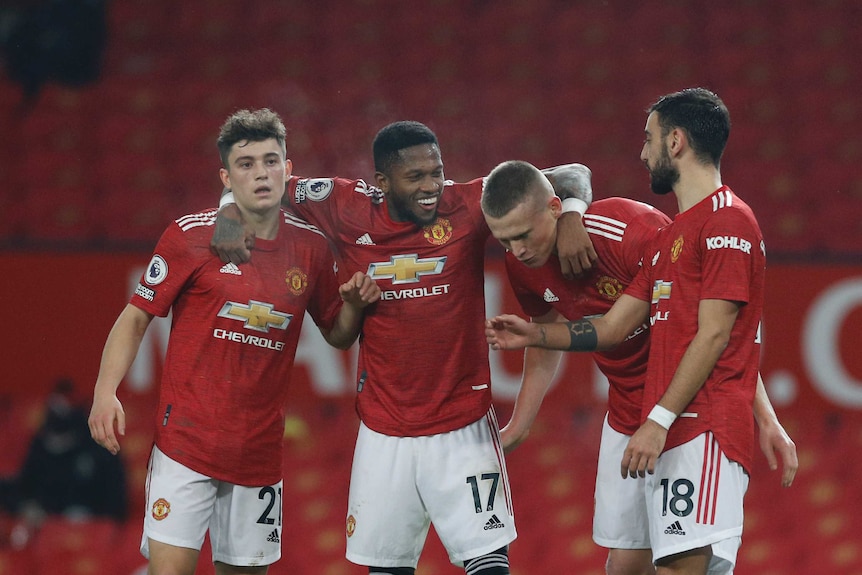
758, 419, 798, 487
485, 314, 537, 350
500, 423, 529, 454
339, 272, 381, 308
555, 212, 597, 278
210, 202, 255, 264
620, 420, 667, 478
88, 393, 126, 455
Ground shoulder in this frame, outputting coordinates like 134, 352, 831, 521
280, 210, 327, 241
292, 176, 384, 205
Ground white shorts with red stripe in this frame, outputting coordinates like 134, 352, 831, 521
345, 408, 516, 568
646, 431, 749, 573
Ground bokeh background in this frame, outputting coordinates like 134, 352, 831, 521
1, 0, 860, 574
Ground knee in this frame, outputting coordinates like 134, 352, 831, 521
464, 546, 509, 575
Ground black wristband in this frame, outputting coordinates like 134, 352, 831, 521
566, 320, 598, 351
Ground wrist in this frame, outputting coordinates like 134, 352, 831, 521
219, 191, 236, 209
647, 404, 677, 430
561, 197, 588, 216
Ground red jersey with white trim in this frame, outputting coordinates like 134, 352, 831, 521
627, 187, 765, 472
287, 176, 491, 436
130, 208, 342, 486
506, 198, 671, 435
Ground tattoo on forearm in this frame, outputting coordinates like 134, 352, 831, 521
566, 320, 598, 351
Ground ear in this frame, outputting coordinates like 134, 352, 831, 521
549, 196, 563, 219
219, 167, 231, 189
374, 171, 389, 193
669, 128, 686, 157
284, 158, 293, 179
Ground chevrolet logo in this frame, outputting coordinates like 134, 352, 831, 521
651, 280, 673, 303
218, 300, 292, 332
367, 254, 446, 284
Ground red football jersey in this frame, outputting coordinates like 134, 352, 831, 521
287, 176, 492, 436
627, 187, 765, 472
131, 209, 342, 485
506, 197, 671, 435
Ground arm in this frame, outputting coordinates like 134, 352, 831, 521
486, 294, 650, 352
543, 163, 597, 277
318, 271, 381, 350
88, 304, 154, 455
500, 310, 565, 452
754, 373, 798, 487
621, 298, 739, 478
211, 189, 255, 264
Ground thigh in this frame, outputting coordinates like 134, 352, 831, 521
417, 408, 517, 565
345, 423, 431, 568
209, 479, 284, 568
593, 415, 650, 550
646, 432, 749, 570
141, 445, 216, 557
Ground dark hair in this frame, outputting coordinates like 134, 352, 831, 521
481, 160, 544, 218
217, 108, 287, 168
648, 88, 730, 167
372, 121, 439, 173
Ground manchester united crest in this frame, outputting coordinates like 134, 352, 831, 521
285, 267, 308, 295
346, 514, 357, 537
423, 218, 453, 246
671, 235, 684, 263
152, 498, 171, 521
596, 275, 624, 301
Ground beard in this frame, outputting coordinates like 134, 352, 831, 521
648, 147, 679, 196
387, 192, 437, 226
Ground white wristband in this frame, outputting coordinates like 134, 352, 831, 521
561, 197, 588, 216
647, 405, 677, 430
219, 191, 235, 209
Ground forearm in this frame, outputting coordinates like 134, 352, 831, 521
322, 303, 364, 350
753, 373, 778, 427
94, 306, 151, 397
508, 346, 563, 433
656, 331, 727, 415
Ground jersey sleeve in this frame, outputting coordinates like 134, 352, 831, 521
305, 249, 343, 332
505, 255, 551, 318
130, 223, 202, 317
699, 208, 763, 304
287, 176, 378, 239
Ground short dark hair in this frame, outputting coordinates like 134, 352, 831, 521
648, 88, 730, 167
217, 108, 287, 168
481, 160, 545, 219
372, 121, 439, 174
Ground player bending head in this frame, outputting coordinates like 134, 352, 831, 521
481, 160, 562, 269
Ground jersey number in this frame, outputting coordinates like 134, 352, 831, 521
466, 473, 500, 513
257, 486, 283, 526
659, 478, 694, 517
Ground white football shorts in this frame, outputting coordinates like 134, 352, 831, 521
646, 431, 749, 573
345, 408, 516, 568
593, 414, 650, 549
141, 445, 283, 567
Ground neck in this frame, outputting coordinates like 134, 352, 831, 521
239, 206, 281, 240
673, 165, 723, 213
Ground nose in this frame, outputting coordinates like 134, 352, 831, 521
639, 145, 648, 163
510, 240, 527, 259
420, 176, 440, 193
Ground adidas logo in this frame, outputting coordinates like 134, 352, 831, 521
219, 262, 242, 275
664, 521, 685, 535
266, 528, 280, 543
483, 514, 505, 531
543, 288, 559, 303
355, 233, 375, 245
